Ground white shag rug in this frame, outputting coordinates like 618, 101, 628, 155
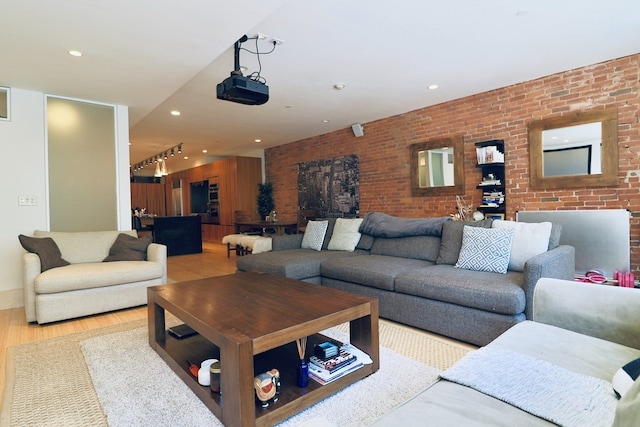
80, 327, 439, 427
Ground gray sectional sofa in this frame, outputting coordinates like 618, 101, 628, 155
235, 214, 575, 345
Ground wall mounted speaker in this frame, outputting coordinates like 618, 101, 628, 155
351, 123, 364, 137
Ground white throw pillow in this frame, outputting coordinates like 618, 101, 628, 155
455, 226, 515, 274
492, 220, 552, 272
327, 218, 364, 251
301, 220, 328, 251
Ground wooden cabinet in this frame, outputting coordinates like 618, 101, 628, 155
130, 182, 166, 216
163, 156, 262, 243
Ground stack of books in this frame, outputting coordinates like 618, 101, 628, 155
308, 345, 364, 385
481, 191, 504, 207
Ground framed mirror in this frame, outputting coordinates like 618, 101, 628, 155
529, 108, 618, 189
0, 87, 9, 121
411, 135, 464, 196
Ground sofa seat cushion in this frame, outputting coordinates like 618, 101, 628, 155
235, 249, 366, 280
34, 261, 164, 294
321, 254, 433, 291
394, 264, 525, 315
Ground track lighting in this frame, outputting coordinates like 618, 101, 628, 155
131, 143, 183, 176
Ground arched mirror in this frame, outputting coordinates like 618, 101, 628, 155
411, 135, 464, 196
529, 108, 618, 189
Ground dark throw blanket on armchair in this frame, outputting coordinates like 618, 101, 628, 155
359, 212, 451, 238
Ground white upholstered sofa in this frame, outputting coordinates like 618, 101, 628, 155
21, 230, 167, 324
372, 278, 640, 426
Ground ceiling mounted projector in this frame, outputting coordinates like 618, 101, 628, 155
217, 73, 269, 105
216, 35, 270, 106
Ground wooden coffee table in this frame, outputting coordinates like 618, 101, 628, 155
147, 271, 379, 427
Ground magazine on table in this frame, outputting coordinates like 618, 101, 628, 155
308, 343, 372, 385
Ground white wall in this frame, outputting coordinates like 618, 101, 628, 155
0, 88, 131, 310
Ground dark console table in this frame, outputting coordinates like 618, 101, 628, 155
153, 216, 202, 256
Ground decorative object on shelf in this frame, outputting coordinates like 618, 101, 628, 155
254, 369, 280, 408
472, 211, 485, 221
296, 337, 309, 387
257, 182, 275, 221
450, 195, 473, 221
269, 210, 278, 223
209, 360, 221, 393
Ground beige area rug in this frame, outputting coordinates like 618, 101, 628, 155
2, 319, 471, 427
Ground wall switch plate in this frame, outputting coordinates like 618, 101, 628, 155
18, 195, 37, 206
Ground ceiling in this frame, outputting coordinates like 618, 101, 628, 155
2, 1, 639, 176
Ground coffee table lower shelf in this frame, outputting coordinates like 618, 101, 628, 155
151, 331, 375, 426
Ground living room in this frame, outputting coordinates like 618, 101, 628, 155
2, 1, 640, 425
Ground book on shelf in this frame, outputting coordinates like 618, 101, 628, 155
308, 343, 372, 385
475, 146, 504, 164
309, 348, 357, 373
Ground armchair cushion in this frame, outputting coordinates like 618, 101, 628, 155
104, 233, 152, 262
18, 234, 70, 272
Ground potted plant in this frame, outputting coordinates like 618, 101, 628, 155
257, 182, 275, 221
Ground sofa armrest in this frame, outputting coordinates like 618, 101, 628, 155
271, 234, 303, 251
521, 244, 575, 319
23, 253, 41, 322
147, 243, 167, 283
533, 278, 640, 349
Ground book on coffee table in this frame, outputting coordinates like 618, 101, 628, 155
308, 343, 372, 385
310, 348, 357, 373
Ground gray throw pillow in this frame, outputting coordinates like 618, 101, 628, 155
18, 234, 70, 272
436, 219, 493, 265
104, 233, 152, 262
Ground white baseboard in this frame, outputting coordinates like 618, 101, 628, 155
0, 288, 24, 310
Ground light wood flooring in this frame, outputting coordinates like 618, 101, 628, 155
0, 242, 473, 407
0, 242, 235, 406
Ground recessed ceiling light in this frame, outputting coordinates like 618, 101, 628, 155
183, 156, 189, 160
255, 139, 262, 143
202, 149, 207, 153
427, 84, 439, 90
170, 110, 181, 116
333, 83, 346, 90
68, 50, 83, 57
322, 119, 330, 123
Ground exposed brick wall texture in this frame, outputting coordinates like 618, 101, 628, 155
265, 54, 640, 273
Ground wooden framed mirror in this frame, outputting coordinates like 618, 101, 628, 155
529, 108, 618, 189
411, 135, 464, 196
0, 87, 9, 121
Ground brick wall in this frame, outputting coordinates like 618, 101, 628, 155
265, 54, 640, 271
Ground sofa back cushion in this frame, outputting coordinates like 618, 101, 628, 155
370, 235, 442, 261
492, 220, 553, 272
34, 230, 138, 264
436, 219, 493, 265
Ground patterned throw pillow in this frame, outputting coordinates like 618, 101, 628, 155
455, 226, 515, 274
301, 220, 329, 251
